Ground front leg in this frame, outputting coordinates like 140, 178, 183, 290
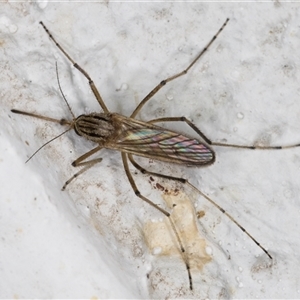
62, 145, 103, 190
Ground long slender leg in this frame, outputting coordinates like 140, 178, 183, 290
148, 116, 300, 150
130, 18, 229, 118
62, 145, 103, 190
121, 152, 193, 290
128, 153, 186, 184
39, 21, 109, 113
128, 154, 273, 260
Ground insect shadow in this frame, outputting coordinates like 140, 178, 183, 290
11, 18, 300, 291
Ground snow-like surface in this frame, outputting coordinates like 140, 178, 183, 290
1, 2, 300, 299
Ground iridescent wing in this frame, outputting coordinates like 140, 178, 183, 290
107, 114, 215, 166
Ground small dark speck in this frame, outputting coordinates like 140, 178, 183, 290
156, 183, 165, 191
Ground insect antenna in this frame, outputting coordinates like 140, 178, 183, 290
11, 108, 72, 162
11, 62, 75, 162
55, 61, 75, 119
24, 128, 72, 163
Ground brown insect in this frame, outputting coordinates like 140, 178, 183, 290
11, 18, 300, 290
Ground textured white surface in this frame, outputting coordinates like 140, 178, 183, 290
1, 2, 300, 299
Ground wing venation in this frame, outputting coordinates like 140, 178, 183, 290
112, 125, 214, 166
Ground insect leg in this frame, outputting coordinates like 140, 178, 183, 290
122, 152, 193, 290
128, 154, 186, 184
128, 154, 273, 260
62, 145, 103, 190
190, 183, 273, 260
148, 116, 300, 150
39, 21, 109, 113
130, 18, 229, 118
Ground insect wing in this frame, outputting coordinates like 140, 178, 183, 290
110, 116, 215, 166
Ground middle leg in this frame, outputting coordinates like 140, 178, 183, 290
130, 19, 229, 118
121, 152, 193, 290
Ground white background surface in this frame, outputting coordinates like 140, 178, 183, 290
1, 2, 300, 299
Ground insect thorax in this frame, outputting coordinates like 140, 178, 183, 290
74, 113, 115, 143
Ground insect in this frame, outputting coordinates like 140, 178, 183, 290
11, 19, 300, 291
